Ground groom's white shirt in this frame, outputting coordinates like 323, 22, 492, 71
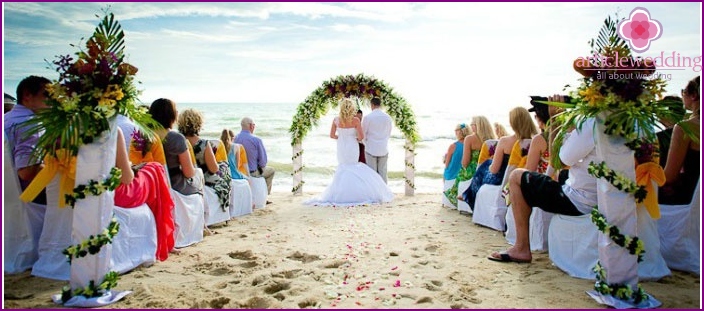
362, 108, 392, 157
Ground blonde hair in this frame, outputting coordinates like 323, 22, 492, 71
508, 107, 538, 139
493, 122, 509, 138
177, 108, 204, 137
339, 98, 357, 123
473, 116, 496, 142
455, 123, 471, 139
220, 129, 235, 154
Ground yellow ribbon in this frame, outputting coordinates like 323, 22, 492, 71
477, 141, 497, 165
508, 140, 531, 168
20, 150, 76, 208
237, 144, 250, 176
129, 135, 166, 165
214, 140, 228, 163
635, 161, 666, 219
186, 139, 197, 165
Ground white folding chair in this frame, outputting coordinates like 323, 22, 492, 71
111, 204, 157, 274
473, 139, 531, 231
250, 176, 268, 209
548, 205, 671, 281
3, 139, 40, 274
657, 179, 701, 275
456, 179, 472, 214
505, 207, 553, 252
441, 179, 455, 208
230, 179, 253, 218
204, 186, 232, 226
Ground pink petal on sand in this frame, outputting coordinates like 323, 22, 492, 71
379, 287, 386, 291
393, 280, 401, 287
391, 266, 398, 270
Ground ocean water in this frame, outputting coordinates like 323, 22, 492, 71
177, 102, 511, 194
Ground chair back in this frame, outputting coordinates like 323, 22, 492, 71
477, 139, 499, 165
129, 133, 166, 165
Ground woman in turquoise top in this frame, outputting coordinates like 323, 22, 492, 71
443, 123, 470, 180
444, 116, 496, 206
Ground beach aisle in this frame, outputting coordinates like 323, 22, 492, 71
3, 192, 700, 309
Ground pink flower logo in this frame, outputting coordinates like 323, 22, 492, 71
618, 7, 662, 53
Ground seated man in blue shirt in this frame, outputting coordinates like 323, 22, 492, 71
234, 117, 276, 199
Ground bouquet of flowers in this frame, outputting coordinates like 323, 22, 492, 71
24, 10, 159, 161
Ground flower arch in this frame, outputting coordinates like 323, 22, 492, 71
289, 73, 420, 196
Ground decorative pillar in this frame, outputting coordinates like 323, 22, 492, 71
292, 143, 303, 195
404, 139, 414, 196
70, 122, 117, 290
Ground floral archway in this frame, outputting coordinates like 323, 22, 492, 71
289, 74, 420, 196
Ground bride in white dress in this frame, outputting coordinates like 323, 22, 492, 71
305, 98, 394, 206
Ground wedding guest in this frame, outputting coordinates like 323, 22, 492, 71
149, 98, 203, 195
178, 108, 232, 208
659, 76, 700, 205
655, 96, 686, 168
235, 117, 275, 195
362, 97, 393, 183
4, 75, 51, 261
445, 115, 496, 206
443, 123, 470, 181
4, 92, 16, 114
221, 129, 247, 180
461, 107, 537, 210
491, 106, 598, 263
525, 96, 553, 174
494, 122, 509, 138
357, 109, 366, 163
113, 127, 175, 261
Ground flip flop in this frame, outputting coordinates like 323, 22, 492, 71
487, 252, 531, 263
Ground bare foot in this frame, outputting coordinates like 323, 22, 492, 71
488, 248, 531, 263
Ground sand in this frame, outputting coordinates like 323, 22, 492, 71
3, 192, 701, 309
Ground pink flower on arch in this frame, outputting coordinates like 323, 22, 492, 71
618, 7, 662, 53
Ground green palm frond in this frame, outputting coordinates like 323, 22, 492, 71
96, 12, 125, 57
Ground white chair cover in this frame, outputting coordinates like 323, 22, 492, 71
250, 177, 268, 209
203, 186, 231, 226
548, 206, 671, 280
111, 204, 157, 274
471, 185, 505, 230
31, 177, 72, 281
472, 139, 532, 231
505, 207, 553, 252
457, 179, 472, 214
442, 179, 455, 208
171, 189, 205, 248
657, 179, 701, 275
3, 140, 41, 274
230, 179, 253, 218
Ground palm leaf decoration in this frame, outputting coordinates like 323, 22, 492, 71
21, 9, 161, 165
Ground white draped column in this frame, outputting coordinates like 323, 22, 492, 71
404, 139, 414, 196
70, 122, 117, 291
292, 143, 303, 195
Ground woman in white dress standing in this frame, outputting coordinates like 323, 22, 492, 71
306, 98, 394, 206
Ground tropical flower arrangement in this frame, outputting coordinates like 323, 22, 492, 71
289, 73, 420, 193
24, 11, 159, 161
541, 14, 677, 305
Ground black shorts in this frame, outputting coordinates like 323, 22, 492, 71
519, 171, 583, 216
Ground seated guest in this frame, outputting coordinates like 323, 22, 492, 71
525, 96, 554, 174
443, 123, 470, 181
178, 108, 232, 209
113, 128, 175, 261
445, 116, 496, 205
221, 129, 247, 180
494, 122, 509, 138
149, 98, 203, 195
461, 107, 537, 210
491, 96, 597, 263
659, 76, 700, 205
235, 117, 275, 195
655, 96, 686, 169
4, 76, 51, 261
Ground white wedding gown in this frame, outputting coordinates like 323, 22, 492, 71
305, 122, 394, 206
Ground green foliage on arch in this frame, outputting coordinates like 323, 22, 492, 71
289, 73, 420, 146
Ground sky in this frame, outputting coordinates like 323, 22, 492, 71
2, 2, 702, 116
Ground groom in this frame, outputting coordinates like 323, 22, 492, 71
362, 97, 392, 183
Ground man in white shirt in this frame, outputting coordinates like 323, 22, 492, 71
489, 96, 597, 264
362, 97, 393, 183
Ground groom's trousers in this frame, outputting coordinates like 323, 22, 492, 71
365, 152, 388, 184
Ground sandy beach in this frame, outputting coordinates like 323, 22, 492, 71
3, 192, 700, 309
